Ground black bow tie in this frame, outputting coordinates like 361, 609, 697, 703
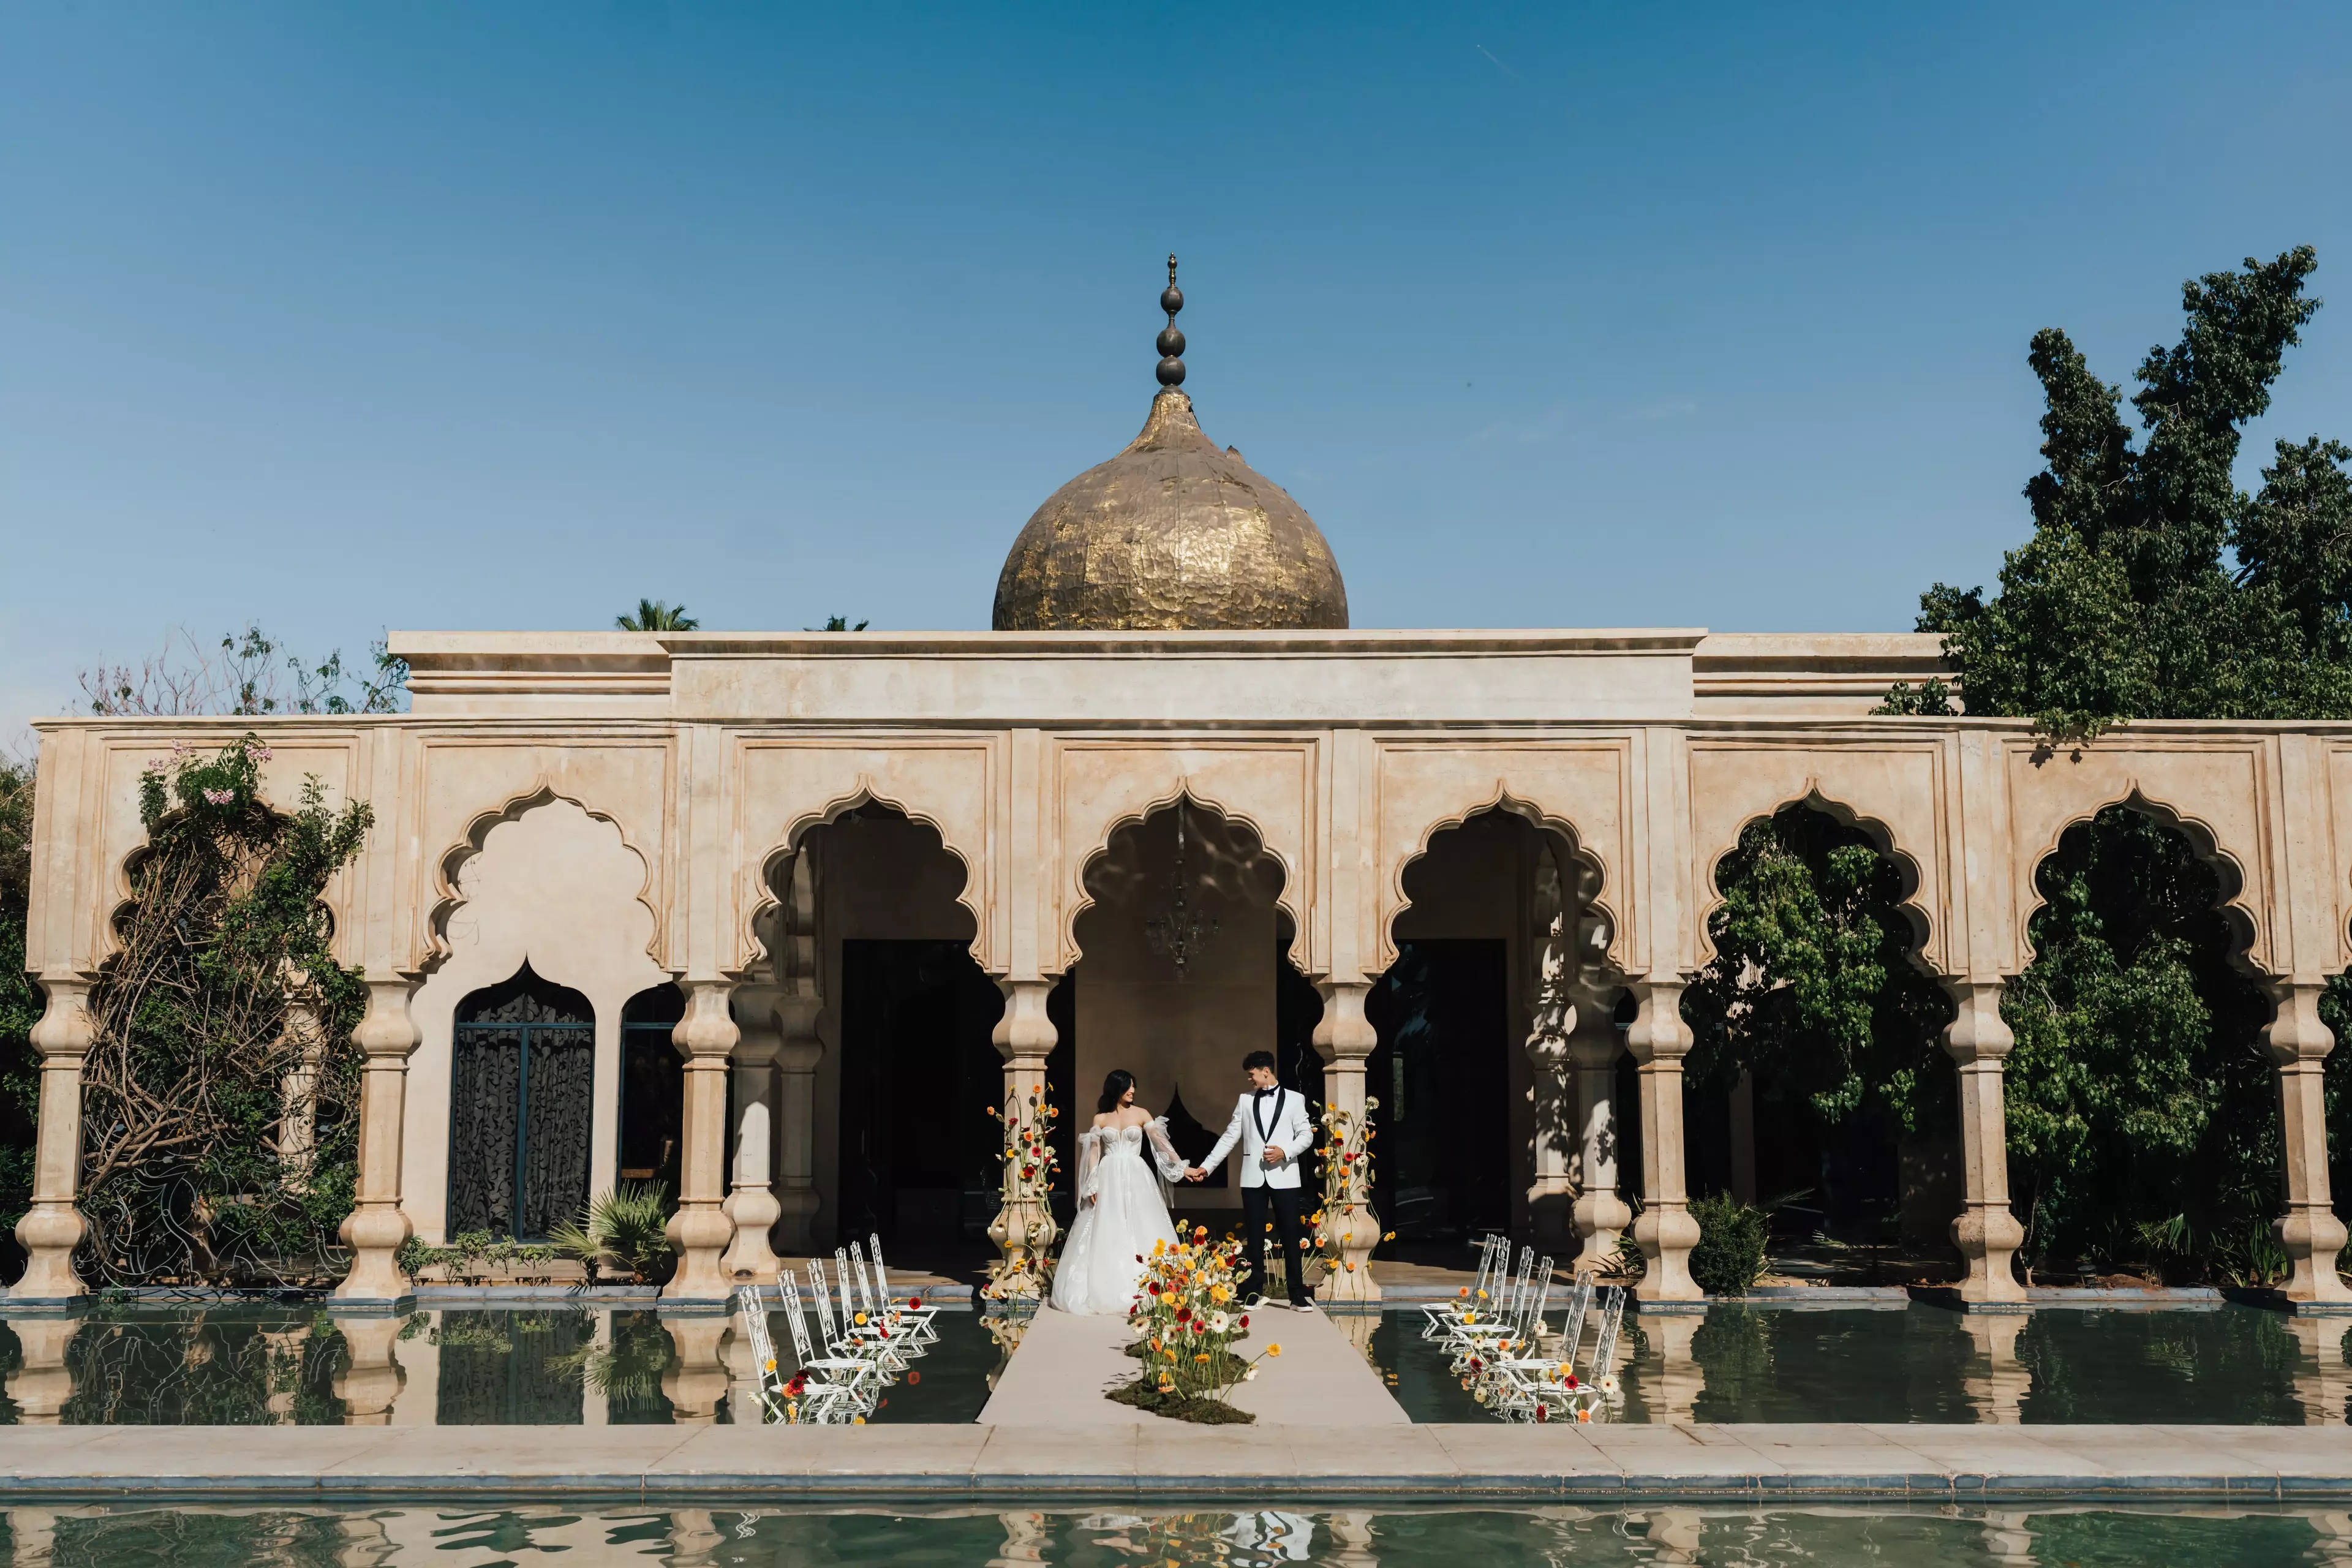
1256, 1087, 1273, 1098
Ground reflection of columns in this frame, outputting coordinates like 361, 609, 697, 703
774, 993, 824, 1255
1945, 981, 2029, 1305
2267, 982, 2352, 1305
1626, 981, 1700, 1301
333, 1316, 406, 1425
666, 1510, 725, 1568
2290, 1315, 2352, 1425
15, 971, 97, 1302
583, 1313, 611, 1425
389, 1312, 440, 1425
725, 1297, 767, 1423
335, 976, 421, 1302
660, 1316, 733, 1425
1981, 1510, 2038, 1566
4, 1317, 81, 1424
1643, 1508, 1704, 1564
721, 986, 783, 1283
1327, 1512, 1379, 1568
1962, 1313, 2032, 1423
1567, 998, 1630, 1276
989, 1512, 1049, 1568
665, 979, 741, 1301
1643, 1315, 1703, 1423
987, 979, 1060, 1297
1314, 978, 1382, 1302
2312, 1512, 2352, 1568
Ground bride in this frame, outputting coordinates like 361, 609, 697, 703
1050, 1069, 1191, 1315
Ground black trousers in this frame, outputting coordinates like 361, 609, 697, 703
1242, 1183, 1311, 1306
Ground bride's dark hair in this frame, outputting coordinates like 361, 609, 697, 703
1097, 1069, 1137, 1114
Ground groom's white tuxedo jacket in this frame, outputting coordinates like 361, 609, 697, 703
1200, 1087, 1314, 1191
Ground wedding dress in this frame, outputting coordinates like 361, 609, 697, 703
1050, 1117, 1190, 1315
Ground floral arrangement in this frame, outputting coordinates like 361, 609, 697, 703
1116, 1226, 1281, 1423
1308, 1097, 1393, 1286
980, 1085, 1062, 1300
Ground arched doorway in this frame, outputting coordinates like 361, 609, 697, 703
446, 963, 596, 1240
618, 983, 685, 1192
1071, 797, 1303, 1225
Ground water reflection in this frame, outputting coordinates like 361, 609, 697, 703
0, 1304, 1007, 1427
0, 1504, 2341, 1567
1365, 1302, 2352, 1425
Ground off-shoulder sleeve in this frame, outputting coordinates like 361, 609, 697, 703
1144, 1117, 1191, 1183
1076, 1127, 1106, 1201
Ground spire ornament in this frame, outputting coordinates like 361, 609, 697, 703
1156, 254, 1186, 388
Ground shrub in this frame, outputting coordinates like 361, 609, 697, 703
1687, 1194, 1771, 1297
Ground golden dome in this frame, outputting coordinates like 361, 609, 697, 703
991, 260, 1348, 632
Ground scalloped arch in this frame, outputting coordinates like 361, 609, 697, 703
2015, 786, 2263, 976
743, 778, 985, 975
1063, 783, 1300, 973
1691, 784, 1941, 976
428, 780, 662, 970
1384, 785, 1616, 974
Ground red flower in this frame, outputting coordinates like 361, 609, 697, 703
1536, 1404, 1550, 1422
1175, 1306, 1191, 1322
907, 1371, 921, 1385
1239, 1315, 1249, 1329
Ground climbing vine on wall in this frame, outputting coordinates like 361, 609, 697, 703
77, 737, 373, 1286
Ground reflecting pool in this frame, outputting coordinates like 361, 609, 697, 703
1363, 1302, 2352, 1425
0, 1503, 2340, 1567
0, 1304, 1003, 1427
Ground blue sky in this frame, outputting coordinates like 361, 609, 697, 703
5, 2, 2349, 736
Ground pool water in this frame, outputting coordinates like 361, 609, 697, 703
7, 1300, 2348, 1427
0, 1305, 1003, 1427
1363, 1302, 2352, 1425
0, 1504, 2339, 1567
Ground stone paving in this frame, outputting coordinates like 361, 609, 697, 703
4, 1422, 2352, 1502
978, 1305, 1409, 1427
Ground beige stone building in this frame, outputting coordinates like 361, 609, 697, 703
17, 305, 2352, 1314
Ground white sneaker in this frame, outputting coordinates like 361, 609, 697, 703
1291, 1300, 1317, 1313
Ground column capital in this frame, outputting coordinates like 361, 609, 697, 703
674, 978, 741, 1062
1623, 979, 1691, 1066
1942, 978, 2015, 1065
26, 971, 99, 1063
2264, 980, 2338, 1067
1312, 977, 1378, 1063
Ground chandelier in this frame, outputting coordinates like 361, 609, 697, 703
1144, 801, 1220, 980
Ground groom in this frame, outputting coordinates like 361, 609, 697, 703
1186, 1050, 1317, 1312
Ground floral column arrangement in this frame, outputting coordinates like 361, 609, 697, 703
981, 1085, 1060, 1300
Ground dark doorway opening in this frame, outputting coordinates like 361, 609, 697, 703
837, 940, 1008, 1245
447, 963, 595, 1240
618, 984, 685, 1194
1366, 939, 1512, 1240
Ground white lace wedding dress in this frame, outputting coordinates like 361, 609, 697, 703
1050, 1116, 1191, 1315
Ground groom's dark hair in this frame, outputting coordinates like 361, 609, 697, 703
1242, 1050, 1278, 1074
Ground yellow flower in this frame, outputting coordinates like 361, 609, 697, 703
853, 1415, 867, 1425
1266, 1344, 1282, 1358
1194, 1352, 1210, 1363
763, 1357, 776, 1371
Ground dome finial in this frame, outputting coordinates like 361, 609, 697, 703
1156, 254, 1186, 388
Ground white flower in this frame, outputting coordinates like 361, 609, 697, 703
1208, 1312, 1229, 1333
1243, 1367, 1259, 1381
1598, 1374, 1620, 1395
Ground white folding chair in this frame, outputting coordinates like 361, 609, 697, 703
774, 1276, 876, 1422
849, 1239, 930, 1354
867, 1234, 941, 1345
1422, 1233, 1504, 1340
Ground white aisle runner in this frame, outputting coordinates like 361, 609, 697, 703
977, 1305, 1410, 1427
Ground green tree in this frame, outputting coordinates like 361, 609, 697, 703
616, 600, 699, 631
806, 615, 869, 631
0, 756, 39, 1241
1683, 805, 1953, 1174
1896, 247, 2352, 1278
1916, 247, 2352, 740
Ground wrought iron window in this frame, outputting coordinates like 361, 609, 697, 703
448, 965, 595, 1241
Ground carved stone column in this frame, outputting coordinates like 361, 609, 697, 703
1944, 980, 2029, 1306
2266, 981, 2352, 1305
334, 976, 420, 1303
774, 992, 824, 1255
664, 979, 740, 1302
986, 978, 1059, 1297
1567, 997, 1631, 1275
1626, 980, 1701, 1302
277, 989, 323, 1193
1523, 853, 1577, 1251
1313, 978, 1382, 1302
720, 984, 783, 1283
14, 971, 97, 1302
